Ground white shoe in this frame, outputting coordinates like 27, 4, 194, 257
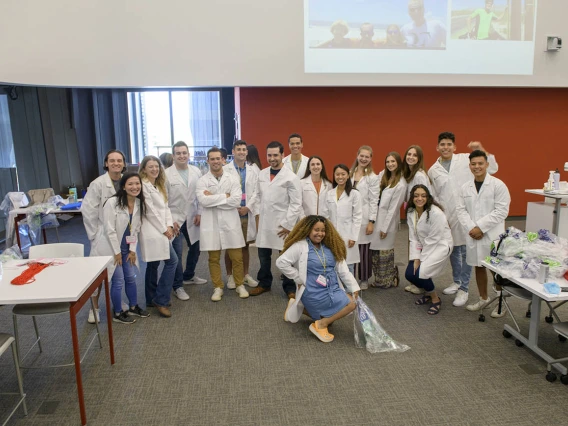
88, 308, 100, 324
244, 274, 258, 288
360, 280, 369, 290
184, 276, 207, 285
443, 283, 460, 295
174, 287, 190, 301
236, 285, 249, 299
227, 275, 236, 289
466, 297, 490, 312
491, 304, 507, 318
409, 285, 424, 295
211, 288, 224, 302
453, 290, 469, 307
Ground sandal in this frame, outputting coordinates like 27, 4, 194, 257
415, 295, 432, 305
309, 321, 334, 343
427, 300, 442, 315
393, 266, 400, 287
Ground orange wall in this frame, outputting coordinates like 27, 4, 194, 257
239, 87, 568, 217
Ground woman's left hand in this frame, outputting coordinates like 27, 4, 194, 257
347, 240, 355, 248
413, 259, 420, 274
127, 251, 137, 266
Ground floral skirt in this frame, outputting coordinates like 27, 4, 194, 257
371, 249, 399, 288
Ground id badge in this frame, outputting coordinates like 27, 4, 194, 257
241, 193, 246, 201
415, 242, 423, 251
126, 235, 137, 244
316, 274, 327, 287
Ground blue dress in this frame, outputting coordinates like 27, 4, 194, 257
301, 240, 351, 320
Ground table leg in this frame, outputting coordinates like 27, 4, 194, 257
103, 270, 115, 365
69, 308, 87, 425
14, 214, 23, 250
552, 198, 562, 236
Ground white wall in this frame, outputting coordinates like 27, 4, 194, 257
1, 0, 566, 87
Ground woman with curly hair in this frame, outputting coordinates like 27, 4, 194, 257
276, 215, 360, 343
405, 185, 452, 315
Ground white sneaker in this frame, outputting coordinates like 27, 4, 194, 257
174, 287, 190, 301
211, 288, 223, 302
227, 275, 236, 289
453, 290, 469, 307
88, 308, 100, 324
360, 280, 369, 290
236, 285, 249, 299
491, 304, 507, 318
466, 297, 490, 312
184, 276, 207, 285
409, 285, 424, 295
443, 283, 460, 295
244, 274, 258, 288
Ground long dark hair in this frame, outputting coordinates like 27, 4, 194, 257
332, 164, 354, 196
380, 152, 403, 193
302, 155, 330, 183
402, 145, 428, 183
405, 184, 443, 222
113, 172, 146, 221
246, 144, 262, 170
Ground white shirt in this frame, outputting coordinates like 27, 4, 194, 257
401, 19, 446, 48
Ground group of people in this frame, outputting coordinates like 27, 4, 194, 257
81, 130, 511, 344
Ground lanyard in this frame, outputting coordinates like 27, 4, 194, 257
414, 210, 423, 246
292, 159, 302, 175
308, 239, 327, 274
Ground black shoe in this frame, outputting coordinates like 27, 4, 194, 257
128, 305, 150, 318
113, 311, 136, 324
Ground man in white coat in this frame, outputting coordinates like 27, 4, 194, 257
282, 133, 309, 178
81, 149, 126, 324
196, 147, 249, 302
428, 132, 498, 308
166, 141, 207, 302
249, 141, 302, 298
455, 150, 510, 314
224, 140, 259, 289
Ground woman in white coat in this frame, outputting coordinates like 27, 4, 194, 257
139, 156, 178, 318
321, 164, 362, 273
276, 215, 360, 343
349, 146, 379, 290
402, 145, 433, 202
370, 152, 407, 288
405, 185, 452, 315
300, 156, 332, 216
102, 172, 148, 324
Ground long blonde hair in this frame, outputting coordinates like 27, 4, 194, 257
380, 152, 403, 193
282, 216, 347, 261
350, 145, 374, 177
139, 155, 168, 202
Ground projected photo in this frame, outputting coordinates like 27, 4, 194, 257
451, 0, 536, 41
306, 0, 448, 50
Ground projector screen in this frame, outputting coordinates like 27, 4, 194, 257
305, 0, 538, 75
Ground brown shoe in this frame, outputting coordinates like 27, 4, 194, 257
249, 287, 271, 296
156, 305, 172, 318
287, 292, 296, 300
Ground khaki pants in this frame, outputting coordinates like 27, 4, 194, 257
209, 248, 244, 289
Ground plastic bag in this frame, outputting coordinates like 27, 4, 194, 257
25, 203, 60, 245
0, 244, 23, 263
354, 297, 410, 353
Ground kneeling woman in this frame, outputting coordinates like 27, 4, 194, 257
276, 215, 360, 343
405, 185, 453, 315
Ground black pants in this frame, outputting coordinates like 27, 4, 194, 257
257, 247, 296, 295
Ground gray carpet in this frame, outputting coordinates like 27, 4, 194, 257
1, 216, 568, 425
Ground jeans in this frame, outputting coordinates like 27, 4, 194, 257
450, 245, 472, 292
348, 263, 355, 275
172, 221, 201, 290
405, 262, 435, 293
111, 241, 138, 314
257, 247, 296, 295
145, 243, 178, 307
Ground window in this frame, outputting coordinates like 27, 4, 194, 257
127, 90, 222, 163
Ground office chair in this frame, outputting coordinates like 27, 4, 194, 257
0, 333, 28, 425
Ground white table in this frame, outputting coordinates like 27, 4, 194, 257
482, 260, 568, 374
0, 256, 114, 425
525, 189, 568, 235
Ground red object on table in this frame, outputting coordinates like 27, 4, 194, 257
11, 262, 51, 285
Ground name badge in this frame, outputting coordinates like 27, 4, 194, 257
316, 274, 327, 287
415, 242, 423, 251
241, 193, 246, 201
126, 235, 137, 244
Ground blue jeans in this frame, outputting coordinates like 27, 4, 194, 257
111, 239, 138, 314
145, 243, 178, 307
172, 221, 201, 290
258, 247, 296, 295
405, 262, 434, 293
450, 245, 472, 292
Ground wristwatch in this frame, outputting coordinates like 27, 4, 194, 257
369, 220, 375, 224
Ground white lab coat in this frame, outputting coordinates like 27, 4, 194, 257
165, 164, 202, 244
81, 172, 118, 251
405, 169, 433, 202
408, 205, 453, 279
276, 240, 361, 294
321, 188, 362, 264
351, 173, 379, 244
196, 171, 245, 251
139, 180, 174, 262
100, 197, 142, 278
283, 154, 309, 178
256, 167, 302, 251
370, 179, 407, 251
224, 160, 259, 242
456, 174, 511, 267
300, 177, 332, 217
428, 153, 498, 246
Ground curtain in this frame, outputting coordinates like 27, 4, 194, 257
190, 91, 221, 150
